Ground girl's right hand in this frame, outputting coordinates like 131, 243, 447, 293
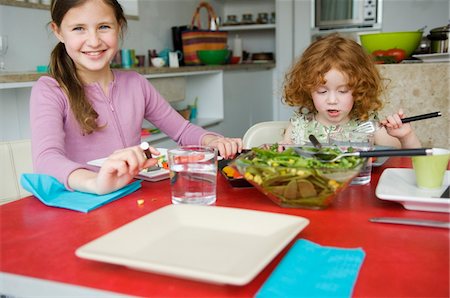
94, 145, 160, 194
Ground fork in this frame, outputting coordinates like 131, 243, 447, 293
354, 111, 442, 133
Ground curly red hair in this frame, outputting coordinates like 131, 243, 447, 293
283, 33, 384, 121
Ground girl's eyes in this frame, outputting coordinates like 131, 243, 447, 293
338, 89, 350, 94
99, 25, 111, 30
72, 27, 84, 32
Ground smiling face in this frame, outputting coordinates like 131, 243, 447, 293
311, 68, 354, 126
51, 0, 121, 83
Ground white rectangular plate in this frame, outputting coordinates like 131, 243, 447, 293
376, 169, 450, 213
412, 53, 450, 63
87, 148, 169, 182
76, 205, 309, 285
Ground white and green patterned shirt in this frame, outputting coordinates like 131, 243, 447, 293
289, 112, 379, 145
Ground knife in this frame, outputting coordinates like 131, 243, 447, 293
369, 217, 450, 229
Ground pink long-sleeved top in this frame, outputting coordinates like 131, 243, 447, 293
30, 70, 216, 188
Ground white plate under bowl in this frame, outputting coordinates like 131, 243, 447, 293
87, 148, 169, 182
76, 204, 309, 285
376, 168, 450, 213
412, 53, 450, 63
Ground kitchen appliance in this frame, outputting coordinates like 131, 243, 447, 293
427, 24, 449, 53
314, 0, 381, 30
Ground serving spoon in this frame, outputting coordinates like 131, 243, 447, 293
293, 147, 435, 163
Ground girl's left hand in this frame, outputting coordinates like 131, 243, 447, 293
380, 109, 413, 139
203, 136, 243, 159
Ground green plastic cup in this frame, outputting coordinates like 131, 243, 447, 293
412, 149, 450, 189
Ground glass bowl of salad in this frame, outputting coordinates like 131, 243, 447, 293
232, 145, 365, 209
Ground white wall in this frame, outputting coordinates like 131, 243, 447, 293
0, 0, 200, 72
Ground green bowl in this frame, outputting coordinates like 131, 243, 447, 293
359, 31, 422, 57
197, 49, 230, 65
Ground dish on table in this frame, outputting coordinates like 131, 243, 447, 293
376, 168, 450, 213
218, 151, 252, 188
412, 53, 450, 63
76, 204, 309, 285
87, 148, 169, 182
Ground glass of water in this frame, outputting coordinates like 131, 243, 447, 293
328, 131, 375, 185
168, 146, 218, 205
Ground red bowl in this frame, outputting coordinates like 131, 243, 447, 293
230, 56, 241, 64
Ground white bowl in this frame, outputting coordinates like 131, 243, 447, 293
151, 57, 165, 68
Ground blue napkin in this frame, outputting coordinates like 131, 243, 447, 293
20, 173, 142, 213
256, 239, 365, 298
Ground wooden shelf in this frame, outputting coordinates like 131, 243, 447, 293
220, 24, 275, 31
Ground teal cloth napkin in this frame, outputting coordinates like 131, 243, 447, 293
256, 239, 365, 298
20, 173, 142, 213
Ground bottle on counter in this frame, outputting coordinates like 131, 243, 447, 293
232, 34, 243, 63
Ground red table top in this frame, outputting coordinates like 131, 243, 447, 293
1, 157, 449, 297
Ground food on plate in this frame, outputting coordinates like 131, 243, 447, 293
222, 165, 243, 179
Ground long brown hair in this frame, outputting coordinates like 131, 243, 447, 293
283, 33, 384, 121
49, 0, 127, 134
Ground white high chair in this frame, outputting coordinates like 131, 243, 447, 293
0, 139, 32, 204
242, 121, 290, 149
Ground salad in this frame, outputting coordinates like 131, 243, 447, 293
233, 145, 364, 208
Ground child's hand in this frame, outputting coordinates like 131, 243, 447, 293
95, 145, 158, 194
203, 136, 243, 159
380, 109, 421, 148
380, 109, 413, 138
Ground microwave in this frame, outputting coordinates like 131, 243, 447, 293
314, 0, 382, 30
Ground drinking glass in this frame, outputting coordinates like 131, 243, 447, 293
168, 146, 218, 205
0, 35, 8, 70
328, 131, 375, 185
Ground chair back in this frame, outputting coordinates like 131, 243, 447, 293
243, 121, 290, 149
0, 139, 32, 204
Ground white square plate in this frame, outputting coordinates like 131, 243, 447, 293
87, 148, 169, 182
376, 169, 450, 213
76, 205, 309, 285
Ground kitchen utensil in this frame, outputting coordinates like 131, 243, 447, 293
427, 24, 449, 53
359, 31, 422, 57
140, 142, 160, 171
294, 148, 433, 163
308, 134, 322, 149
369, 217, 450, 229
354, 111, 442, 133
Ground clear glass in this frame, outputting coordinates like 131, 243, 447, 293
0, 35, 8, 71
168, 146, 218, 205
328, 131, 375, 185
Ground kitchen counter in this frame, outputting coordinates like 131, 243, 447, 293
0, 63, 275, 84
376, 63, 449, 148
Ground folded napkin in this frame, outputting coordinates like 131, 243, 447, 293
21, 173, 142, 213
256, 239, 365, 298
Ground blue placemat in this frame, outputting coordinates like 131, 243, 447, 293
21, 173, 142, 213
256, 239, 365, 298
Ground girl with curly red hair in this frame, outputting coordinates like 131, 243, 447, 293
282, 34, 420, 149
